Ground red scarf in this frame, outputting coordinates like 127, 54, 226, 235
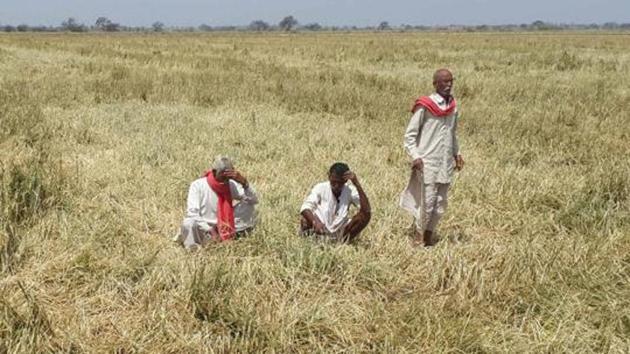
205, 171, 235, 241
411, 95, 457, 117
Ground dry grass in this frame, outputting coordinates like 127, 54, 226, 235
1, 32, 629, 353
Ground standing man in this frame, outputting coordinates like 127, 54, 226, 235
400, 69, 464, 247
300, 162, 371, 242
177, 155, 258, 250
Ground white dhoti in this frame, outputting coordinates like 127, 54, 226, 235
178, 201, 257, 250
399, 169, 449, 232
179, 218, 215, 250
423, 183, 449, 232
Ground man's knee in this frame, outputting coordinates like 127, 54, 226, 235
435, 192, 449, 216
344, 211, 370, 238
300, 215, 312, 230
424, 195, 437, 213
181, 218, 197, 233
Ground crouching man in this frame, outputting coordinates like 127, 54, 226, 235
177, 155, 258, 250
299, 162, 371, 242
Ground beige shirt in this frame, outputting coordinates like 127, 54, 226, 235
403, 93, 460, 184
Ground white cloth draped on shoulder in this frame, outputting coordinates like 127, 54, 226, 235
399, 169, 425, 229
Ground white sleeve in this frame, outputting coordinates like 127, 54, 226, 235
300, 185, 320, 213
185, 182, 202, 218
404, 108, 424, 160
350, 185, 360, 207
230, 182, 259, 204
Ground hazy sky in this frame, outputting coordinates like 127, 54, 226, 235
1, 0, 629, 27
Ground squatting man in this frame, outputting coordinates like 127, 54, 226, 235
400, 68, 464, 247
176, 156, 258, 250
299, 162, 371, 242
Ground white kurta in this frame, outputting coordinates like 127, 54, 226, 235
178, 178, 258, 249
400, 93, 460, 232
403, 93, 459, 184
300, 182, 360, 234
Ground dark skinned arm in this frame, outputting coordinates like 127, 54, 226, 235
344, 171, 371, 215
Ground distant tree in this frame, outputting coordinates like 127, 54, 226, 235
30, 26, 50, 32
61, 17, 86, 32
377, 21, 390, 30
249, 20, 270, 31
214, 25, 236, 31
198, 24, 213, 31
530, 20, 556, 30
107, 22, 120, 31
16, 24, 29, 32
95, 17, 109, 29
401, 24, 415, 32
303, 22, 322, 31
152, 21, 165, 32
4, 25, 16, 32
531, 20, 545, 27
95, 17, 120, 32
278, 16, 298, 31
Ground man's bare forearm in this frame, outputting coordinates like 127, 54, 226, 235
301, 209, 317, 224
353, 180, 371, 215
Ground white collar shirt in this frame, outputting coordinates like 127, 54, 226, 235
403, 93, 460, 184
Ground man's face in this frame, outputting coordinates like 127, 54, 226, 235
434, 71, 454, 98
215, 169, 232, 183
328, 173, 345, 197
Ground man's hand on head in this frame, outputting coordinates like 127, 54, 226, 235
411, 158, 423, 171
343, 171, 359, 185
222, 170, 248, 187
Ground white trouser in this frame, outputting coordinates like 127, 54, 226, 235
178, 202, 256, 250
179, 218, 214, 250
417, 183, 449, 232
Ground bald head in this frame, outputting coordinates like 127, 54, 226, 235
433, 69, 454, 99
433, 68, 452, 83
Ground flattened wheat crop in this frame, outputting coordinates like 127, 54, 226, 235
1, 32, 629, 352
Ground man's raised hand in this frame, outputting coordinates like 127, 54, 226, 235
222, 170, 248, 187
343, 171, 359, 185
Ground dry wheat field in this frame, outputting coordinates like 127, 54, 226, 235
1, 31, 629, 353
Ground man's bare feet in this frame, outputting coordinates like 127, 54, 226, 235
412, 229, 424, 247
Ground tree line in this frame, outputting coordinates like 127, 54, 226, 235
2, 16, 630, 33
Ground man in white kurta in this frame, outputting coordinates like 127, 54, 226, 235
401, 69, 464, 246
177, 156, 258, 250
300, 162, 371, 242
